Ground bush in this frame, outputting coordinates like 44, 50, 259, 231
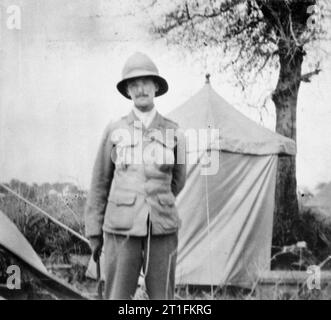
293, 208, 331, 263
271, 207, 331, 270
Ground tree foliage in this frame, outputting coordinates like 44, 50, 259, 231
148, 0, 329, 87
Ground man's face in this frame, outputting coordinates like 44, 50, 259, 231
126, 77, 159, 112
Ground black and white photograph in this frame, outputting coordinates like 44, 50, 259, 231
1, 0, 331, 304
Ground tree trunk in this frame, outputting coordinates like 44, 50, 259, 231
272, 46, 303, 246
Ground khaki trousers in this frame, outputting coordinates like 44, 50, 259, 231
103, 231, 178, 300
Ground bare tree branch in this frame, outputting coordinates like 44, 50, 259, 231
301, 67, 322, 82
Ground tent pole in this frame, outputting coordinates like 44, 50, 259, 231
203, 157, 214, 299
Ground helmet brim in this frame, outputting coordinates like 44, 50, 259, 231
117, 74, 168, 99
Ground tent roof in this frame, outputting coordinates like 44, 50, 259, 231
0, 210, 47, 273
0, 210, 88, 299
167, 83, 296, 155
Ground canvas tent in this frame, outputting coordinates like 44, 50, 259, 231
167, 80, 296, 287
86, 80, 296, 288
0, 210, 87, 299
0, 210, 47, 274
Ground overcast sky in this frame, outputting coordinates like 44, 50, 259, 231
1, 0, 331, 192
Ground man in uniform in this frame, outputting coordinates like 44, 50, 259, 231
84, 52, 186, 300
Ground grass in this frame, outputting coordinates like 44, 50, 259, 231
0, 180, 90, 263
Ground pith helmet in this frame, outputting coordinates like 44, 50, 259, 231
117, 52, 168, 99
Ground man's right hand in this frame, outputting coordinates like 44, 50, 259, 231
89, 235, 103, 262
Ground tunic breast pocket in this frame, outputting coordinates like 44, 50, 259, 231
144, 136, 175, 169
115, 138, 140, 168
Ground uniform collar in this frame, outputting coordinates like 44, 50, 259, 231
126, 109, 164, 130
132, 106, 156, 123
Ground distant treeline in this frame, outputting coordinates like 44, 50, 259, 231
0, 179, 87, 202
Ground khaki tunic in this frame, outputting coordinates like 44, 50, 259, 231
85, 110, 186, 238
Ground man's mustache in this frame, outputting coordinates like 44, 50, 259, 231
136, 94, 149, 98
